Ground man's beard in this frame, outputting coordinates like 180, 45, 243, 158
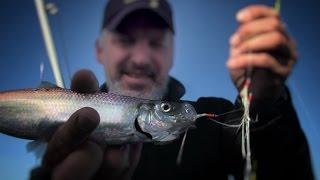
106, 75, 169, 100
105, 58, 170, 100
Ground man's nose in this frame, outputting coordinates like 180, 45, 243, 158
130, 40, 152, 65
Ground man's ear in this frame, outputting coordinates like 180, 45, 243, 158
95, 38, 103, 64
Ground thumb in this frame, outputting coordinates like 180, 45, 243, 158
71, 69, 99, 93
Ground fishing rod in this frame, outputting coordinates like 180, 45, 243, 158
34, 0, 65, 88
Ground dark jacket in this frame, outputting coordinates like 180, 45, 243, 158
99, 77, 313, 180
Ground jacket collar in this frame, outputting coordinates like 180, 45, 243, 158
100, 76, 185, 101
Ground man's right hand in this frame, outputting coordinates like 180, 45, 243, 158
30, 69, 142, 180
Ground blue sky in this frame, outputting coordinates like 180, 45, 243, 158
0, 0, 319, 179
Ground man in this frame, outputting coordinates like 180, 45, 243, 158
30, 0, 314, 179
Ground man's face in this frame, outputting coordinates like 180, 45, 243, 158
96, 12, 174, 100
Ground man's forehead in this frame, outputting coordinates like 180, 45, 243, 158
113, 27, 170, 40
115, 9, 170, 34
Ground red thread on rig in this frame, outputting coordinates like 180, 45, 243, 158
207, 113, 216, 118
244, 79, 251, 88
248, 93, 253, 103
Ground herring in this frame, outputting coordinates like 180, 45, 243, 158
0, 87, 198, 145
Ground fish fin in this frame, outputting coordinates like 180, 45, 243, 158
154, 134, 177, 145
26, 140, 47, 159
154, 141, 171, 145
37, 81, 60, 88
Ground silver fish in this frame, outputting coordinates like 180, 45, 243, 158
0, 88, 198, 145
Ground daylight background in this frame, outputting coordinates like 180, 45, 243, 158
0, 0, 319, 179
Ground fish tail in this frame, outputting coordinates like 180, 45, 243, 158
0, 104, 39, 140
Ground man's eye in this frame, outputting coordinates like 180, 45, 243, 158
149, 41, 163, 48
118, 37, 134, 46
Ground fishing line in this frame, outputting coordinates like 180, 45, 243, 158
241, 1, 282, 179
239, 77, 253, 180
196, 107, 245, 128
176, 109, 245, 165
212, 108, 244, 118
204, 114, 243, 128
176, 128, 189, 165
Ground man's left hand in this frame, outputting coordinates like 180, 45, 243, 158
227, 5, 297, 107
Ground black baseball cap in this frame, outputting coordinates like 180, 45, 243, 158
101, 0, 174, 33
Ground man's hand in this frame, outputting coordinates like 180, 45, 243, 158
30, 69, 142, 180
227, 5, 297, 110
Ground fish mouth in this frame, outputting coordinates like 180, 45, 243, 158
134, 117, 152, 139
181, 103, 198, 122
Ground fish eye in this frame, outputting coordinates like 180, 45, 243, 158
160, 103, 172, 113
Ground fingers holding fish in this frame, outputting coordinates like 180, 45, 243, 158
96, 143, 143, 180
71, 69, 100, 93
52, 141, 103, 180
42, 107, 100, 168
128, 143, 143, 170
96, 145, 131, 179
